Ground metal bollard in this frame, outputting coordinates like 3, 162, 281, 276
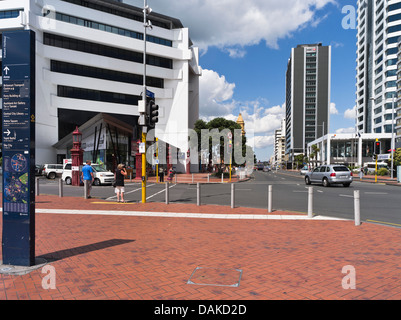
84, 180, 88, 199
221, 173, 224, 183
175, 173, 177, 184
192, 173, 194, 183
268, 185, 272, 213
35, 177, 40, 196
197, 183, 201, 206
165, 181, 169, 205
207, 174, 210, 183
59, 178, 63, 197
354, 190, 360, 226
231, 183, 235, 208
308, 187, 313, 218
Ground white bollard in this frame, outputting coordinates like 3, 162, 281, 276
354, 190, 360, 226
308, 187, 313, 218
268, 185, 272, 213
231, 183, 235, 209
207, 174, 210, 183
221, 173, 224, 183
197, 183, 201, 206
165, 181, 169, 205
35, 177, 40, 196
59, 178, 63, 197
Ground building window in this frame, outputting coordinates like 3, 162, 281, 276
57, 85, 141, 105
51, 60, 164, 88
0, 10, 21, 19
44, 33, 173, 69
54, 12, 172, 47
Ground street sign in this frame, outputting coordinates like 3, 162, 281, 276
2, 30, 36, 266
377, 154, 391, 160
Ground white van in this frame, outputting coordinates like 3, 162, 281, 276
62, 160, 115, 186
363, 162, 389, 173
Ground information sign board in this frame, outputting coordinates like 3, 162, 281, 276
2, 30, 36, 266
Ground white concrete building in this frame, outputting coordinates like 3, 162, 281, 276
307, 132, 392, 167
0, 0, 201, 170
356, 0, 400, 135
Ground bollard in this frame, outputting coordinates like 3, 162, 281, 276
221, 173, 224, 183
175, 173, 177, 184
197, 183, 201, 206
35, 177, 40, 196
165, 181, 169, 205
207, 174, 210, 183
354, 190, 360, 226
84, 180, 88, 199
130, 172, 132, 182
231, 183, 235, 208
59, 178, 63, 197
192, 173, 194, 183
308, 187, 313, 218
268, 185, 272, 213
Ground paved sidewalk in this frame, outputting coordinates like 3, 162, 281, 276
0, 195, 401, 300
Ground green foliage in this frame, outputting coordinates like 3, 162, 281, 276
378, 168, 389, 176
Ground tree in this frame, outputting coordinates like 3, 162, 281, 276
309, 144, 320, 167
193, 117, 253, 170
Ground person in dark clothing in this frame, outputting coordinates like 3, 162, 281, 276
159, 166, 164, 182
114, 163, 127, 202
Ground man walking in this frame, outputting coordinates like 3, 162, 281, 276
81, 160, 94, 199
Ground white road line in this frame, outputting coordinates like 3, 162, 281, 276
339, 194, 353, 198
106, 183, 156, 200
364, 192, 388, 195
146, 183, 177, 200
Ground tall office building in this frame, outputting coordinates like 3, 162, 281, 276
285, 43, 331, 165
0, 0, 201, 169
356, 0, 400, 136
397, 39, 401, 148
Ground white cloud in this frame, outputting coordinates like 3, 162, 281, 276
344, 105, 356, 119
199, 69, 236, 117
330, 102, 339, 115
247, 135, 275, 149
126, 0, 337, 54
336, 127, 355, 134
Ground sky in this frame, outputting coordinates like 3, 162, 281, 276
126, 0, 359, 161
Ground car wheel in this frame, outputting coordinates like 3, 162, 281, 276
93, 178, 101, 186
65, 177, 72, 185
48, 172, 56, 179
305, 176, 311, 185
322, 178, 330, 187
343, 183, 350, 187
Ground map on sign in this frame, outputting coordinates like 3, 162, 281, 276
11, 153, 28, 172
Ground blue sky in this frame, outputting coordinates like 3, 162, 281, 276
126, 0, 359, 161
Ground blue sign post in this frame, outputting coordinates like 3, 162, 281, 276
2, 30, 36, 266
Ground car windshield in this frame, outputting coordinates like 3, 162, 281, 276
333, 166, 349, 172
92, 165, 108, 172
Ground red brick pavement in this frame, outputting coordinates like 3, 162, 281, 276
0, 195, 401, 300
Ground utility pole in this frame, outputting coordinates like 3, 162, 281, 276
140, 0, 152, 203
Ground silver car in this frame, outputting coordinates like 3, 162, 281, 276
305, 165, 353, 187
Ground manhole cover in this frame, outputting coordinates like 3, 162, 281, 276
187, 267, 242, 287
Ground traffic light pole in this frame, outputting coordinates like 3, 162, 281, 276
142, 131, 147, 203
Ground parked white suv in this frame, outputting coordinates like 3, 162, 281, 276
62, 160, 115, 186
42, 164, 64, 179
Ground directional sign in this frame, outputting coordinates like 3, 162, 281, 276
377, 154, 391, 160
2, 30, 36, 267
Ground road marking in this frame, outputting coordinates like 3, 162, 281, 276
317, 190, 323, 193
293, 190, 307, 193
146, 183, 177, 200
106, 183, 156, 200
364, 192, 388, 195
339, 194, 353, 198
367, 219, 401, 228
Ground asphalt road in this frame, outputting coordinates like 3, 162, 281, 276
29, 171, 401, 228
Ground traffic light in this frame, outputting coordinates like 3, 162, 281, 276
374, 141, 381, 155
146, 97, 159, 128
